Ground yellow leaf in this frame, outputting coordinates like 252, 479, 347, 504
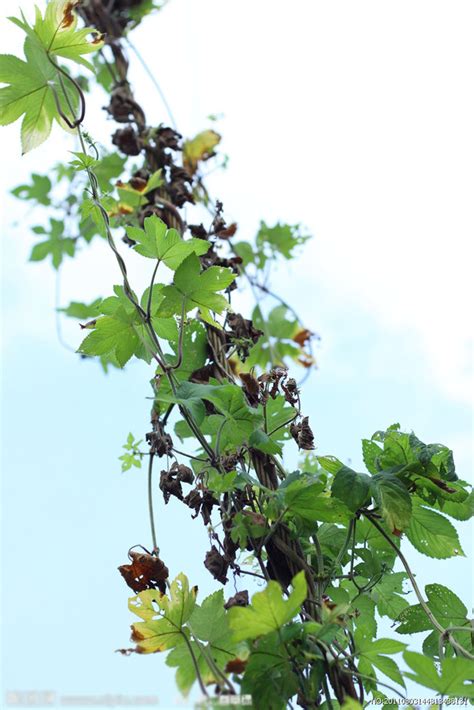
183, 130, 221, 175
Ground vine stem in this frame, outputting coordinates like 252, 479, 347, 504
169, 301, 186, 370
181, 633, 209, 698
350, 670, 406, 700
322, 519, 355, 594
192, 636, 236, 695
321, 677, 334, 710
75, 126, 149, 321
365, 513, 474, 661
312, 534, 324, 621
146, 260, 160, 320
172, 448, 207, 463
147, 453, 158, 552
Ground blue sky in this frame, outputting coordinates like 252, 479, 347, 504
1, 1, 473, 709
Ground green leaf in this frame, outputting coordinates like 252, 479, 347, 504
29, 218, 75, 269
119, 432, 142, 472
94, 152, 127, 192
438, 488, 474, 521
166, 637, 237, 697
228, 571, 307, 642
414, 476, 468, 506
355, 517, 400, 555
128, 573, 198, 653
373, 426, 458, 484
59, 298, 102, 319
267, 304, 298, 339
331, 467, 371, 512
127, 215, 209, 266
11, 173, 51, 204
362, 439, 382, 474
128, 0, 165, 25
433, 657, 474, 697
156, 381, 206, 425
256, 221, 310, 260
80, 195, 117, 239
264, 396, 296, 447
158, 382, 263, 450
395, 604, 431, 634
233, 240, 254, 266
402, 652, 441, 691
350, 593, 377, 638
16, 0, 104, 70
119, 451, 142, 472
317, 525, 351, 558
355, 632, 406, 688
165, 589, 241, 695
406, 501, 465, 558
206, 469, 238, 496
249, 429, 282, 455
352, 548, 383, 580
396, 583, 469, 635
2, 3, 102, 152
157, 253, 235, 317
165, 642, 204, 696
188, 589, 228, 643
371, 572, 409, 619
403, 652, 474, 698
78, 315, 139, 367
77, 286, 156, 367
69, 150, 97, 171
281, 475, 352, 523
317, 456, 345, 476
158, 321, 208, 384
241, 632, 299, 710
144, 169, 163, 192
415, 583, 468, 627
370, 473, 412, 533
230, 510, 266, 549
0, 41, 64, 153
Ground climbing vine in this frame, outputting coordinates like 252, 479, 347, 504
2, 2, 473, 709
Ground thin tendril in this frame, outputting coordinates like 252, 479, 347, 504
126, 37, 177, 129
147, 453, 158, 552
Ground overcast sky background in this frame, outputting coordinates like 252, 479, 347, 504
1, 1, 473, 709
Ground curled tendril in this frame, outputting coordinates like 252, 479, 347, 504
46, 54, 86, 128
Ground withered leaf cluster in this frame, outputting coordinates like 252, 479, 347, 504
159, 462, 194, 504
184, 489, 218, 525
226, 313, 263, 361
118, 550, 169, 594
146, 415, 173, 457
290, 416, 315, 450
204, 545, 229, 585
240, 366, 300, 409
224, 590, 249, 610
